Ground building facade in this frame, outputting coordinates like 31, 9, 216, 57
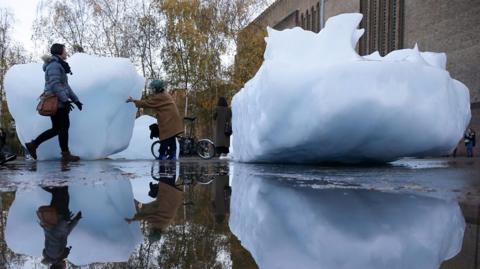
238, 0, 480, 157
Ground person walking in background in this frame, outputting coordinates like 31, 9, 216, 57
127, 80, 183, 160
213, 97, 232, 158
465, 128, 476, 157
25, 44, 83, 162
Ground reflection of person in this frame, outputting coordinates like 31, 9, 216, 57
211, 175, 231, 224
38, 186, 82, 269
125, 164, 183, 240
127, 80, 183, 160
213, 97, 232, 158
464, 128, 476, 157
26, 43, 83, 162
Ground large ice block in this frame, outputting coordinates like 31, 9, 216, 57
4, 53, 144, 160
231, 13, 471, 163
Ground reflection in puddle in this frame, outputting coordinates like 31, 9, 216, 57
6, 173, 142, 266
229, 164, 465, 269
0, 160, 475, 268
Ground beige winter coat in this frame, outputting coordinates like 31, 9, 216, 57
134, 92, 183, 140
132, 182, 183, 230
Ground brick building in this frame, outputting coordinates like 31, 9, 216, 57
237, 0, 480, 157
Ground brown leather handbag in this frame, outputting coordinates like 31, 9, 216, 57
37, 92, 58, 116
36, 206, 58, 229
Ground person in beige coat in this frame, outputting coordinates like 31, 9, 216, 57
127, 80, 183, 160
125, 165, 183, 242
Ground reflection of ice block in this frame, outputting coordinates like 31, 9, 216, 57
229, 164, 465, 269
5, 179, 142, 265
4, 53, 144, 160
231, 13, 471, 163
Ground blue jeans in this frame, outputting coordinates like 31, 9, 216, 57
466, 143, 474, 157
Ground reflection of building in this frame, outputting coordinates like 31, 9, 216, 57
237, 0, 480, 156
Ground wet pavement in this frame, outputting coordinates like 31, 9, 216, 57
0, 158, 479, 269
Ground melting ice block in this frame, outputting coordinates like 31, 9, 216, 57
110, 115, 157, 160
4, 53, 144, 160
231, 13, 471, 163
109, 115, 180, 160
229, 163, 465, 269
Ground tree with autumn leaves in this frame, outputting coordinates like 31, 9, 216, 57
29, 0, 270, 137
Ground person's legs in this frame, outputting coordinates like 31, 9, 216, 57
49, 186, 71, 220
26, 112, 62, 159
166, 137, 177, 160
467, 144, 473, 157
33, 113, 61, 146
56, 108, 70, 152
159, 140, 168, 160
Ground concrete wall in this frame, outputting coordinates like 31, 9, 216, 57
403, 0, 480, 103
324, 0, 360, 18
253, 0, 358, 29
403, 0, 480, 156
440, 203, 479, 269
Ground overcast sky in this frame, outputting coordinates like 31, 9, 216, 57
1, 0, 275, 60
0, 0, 40, 53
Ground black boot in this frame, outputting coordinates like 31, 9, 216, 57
25, 141, 38, 160
61, 151, 80, 162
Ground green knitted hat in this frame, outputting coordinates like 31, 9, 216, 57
149, 79, 165, 91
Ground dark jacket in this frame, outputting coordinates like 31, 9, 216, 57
42, 55, 79, 107
213, 106, 232, 148
465, 132, 476, 147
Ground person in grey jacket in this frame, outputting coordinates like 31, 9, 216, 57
26, 44, 83, 162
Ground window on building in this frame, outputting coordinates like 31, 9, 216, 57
306, 10, 310, 31
360, 0, 404, 56
317, 2, 321, 32
311, 7, 316, 32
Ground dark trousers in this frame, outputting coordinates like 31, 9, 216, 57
216, 146, 229, 154
43, 186, 71, 220
159, 136, 177, 160
34, 108, 70, 152
466, 144, 474, 157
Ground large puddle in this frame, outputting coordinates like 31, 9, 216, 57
0, 158, 478, 268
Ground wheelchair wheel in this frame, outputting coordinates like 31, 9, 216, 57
196, 139, 216, 160
151, 140, 161, 159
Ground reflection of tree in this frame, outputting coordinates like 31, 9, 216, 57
0, 163, 257, 268
229, 234, 257, 269
125, 167, 258, 269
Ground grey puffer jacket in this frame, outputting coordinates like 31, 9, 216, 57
41, 55, 79, 108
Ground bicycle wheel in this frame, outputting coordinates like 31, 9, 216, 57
196, 139, 216, 160
151, 140, 161, 160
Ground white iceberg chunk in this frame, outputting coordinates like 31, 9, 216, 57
110, 115, 157, 160
229, 163, 465, 269
231, 13, 471, 163
4, 53, 145, 160
110, 115, 180, 160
